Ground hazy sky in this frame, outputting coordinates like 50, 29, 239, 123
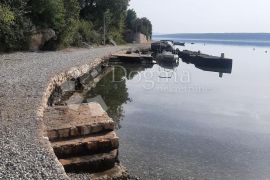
129, 0, 270, 34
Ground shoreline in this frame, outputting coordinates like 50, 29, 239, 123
0, 45, 148, 179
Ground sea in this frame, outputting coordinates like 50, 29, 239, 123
83, 33, 270, 180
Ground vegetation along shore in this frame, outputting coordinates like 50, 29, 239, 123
0, 0, 152, 52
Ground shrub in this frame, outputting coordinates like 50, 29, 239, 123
76, 20, 102, 45
0, 4, 15, 24
58, 19, 80, 48
51, 0, 80, 49
30, 0, 65, 31
0, 2, 32, 51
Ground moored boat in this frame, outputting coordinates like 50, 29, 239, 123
151, 41, 174, 53
173, 42, 185, 46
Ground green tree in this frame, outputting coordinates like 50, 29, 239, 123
0, 0, 32, 51
125, 9, 137, 31
58, 0, 80, 48
135, 17, 152, 39
0, 4, 15, 25
29, 0, 65, 31
79, 0, 130, 43
0, 0, 151, 51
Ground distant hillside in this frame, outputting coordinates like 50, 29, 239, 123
153, 33, 270, 46
154, 33, 270, 41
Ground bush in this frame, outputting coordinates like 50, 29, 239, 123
78, 20, 102, 44
0, 2, 32, 51
50, 0, 80, 49
0, 4, 15, 24
58, 19, 80, 48
0, 0, 152, 52
30, 0, 65, 31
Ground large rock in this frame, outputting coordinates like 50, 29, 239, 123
29, 28, 56, 51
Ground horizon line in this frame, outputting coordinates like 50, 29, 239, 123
153, 32, 270, 35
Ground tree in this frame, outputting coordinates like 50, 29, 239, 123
79, 0, 130, 43
0, 4, 15, 25
0, 0, 151, 51
125, 9, 137, 31
57, 0, 81, 48
139, 17, 152, 39
29, 0, 65, 31
0, 1, 32, 51
125, 9, 152, 40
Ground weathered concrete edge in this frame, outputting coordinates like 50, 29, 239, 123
36, 55, 112, 179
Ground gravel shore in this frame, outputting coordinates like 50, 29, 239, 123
0, 46, 135, 179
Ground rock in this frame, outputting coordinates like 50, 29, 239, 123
29, 28, 56, 51
109, 39, 117, 46
42, 29, 56, 42
81, 42, 91, 48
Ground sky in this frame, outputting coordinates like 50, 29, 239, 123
129, 0, 270, 34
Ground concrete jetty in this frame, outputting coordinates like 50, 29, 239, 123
110, 48, 153, 63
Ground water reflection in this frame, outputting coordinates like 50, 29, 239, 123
156, 58, 179, 70
82, 63, 153, 129
156, 58, 179, 79
181, 56, 233, 78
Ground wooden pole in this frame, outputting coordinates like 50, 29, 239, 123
103, 13, 106, 45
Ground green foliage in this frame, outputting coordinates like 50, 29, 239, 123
57, 0, 80, 48
0, 0, 152, 52
77, 20, 102, 44
29, 0, 65, 31
108, 15, 126, 44
0, 4, 15, 24
58, 19, 79, 48
125, 9, 137, 31
79, 0, 130, 43
64, 0, 80, 20
135, 17, 152, 39
0, 1, 32, 51
125, 9, 152, 39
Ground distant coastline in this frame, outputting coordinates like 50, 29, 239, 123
153, 33, 270, 46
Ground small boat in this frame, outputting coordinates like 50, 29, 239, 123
151, 41, 174, 53
174, 42, 185, 46
156, 51, 179, 63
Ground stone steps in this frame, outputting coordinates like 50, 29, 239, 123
44, 102, 127, 179
59, 149, 118, 173
44, 103, 115, 141
52, 131, 119, 159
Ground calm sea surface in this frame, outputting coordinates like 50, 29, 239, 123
86, 43, 270, 180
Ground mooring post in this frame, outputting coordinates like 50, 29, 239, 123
221, 53, 225, 58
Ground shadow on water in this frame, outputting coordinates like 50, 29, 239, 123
181, 56, 233, 78
46, 55, 238, 179
48, 54, 233, 130
81, 63, 154, 129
